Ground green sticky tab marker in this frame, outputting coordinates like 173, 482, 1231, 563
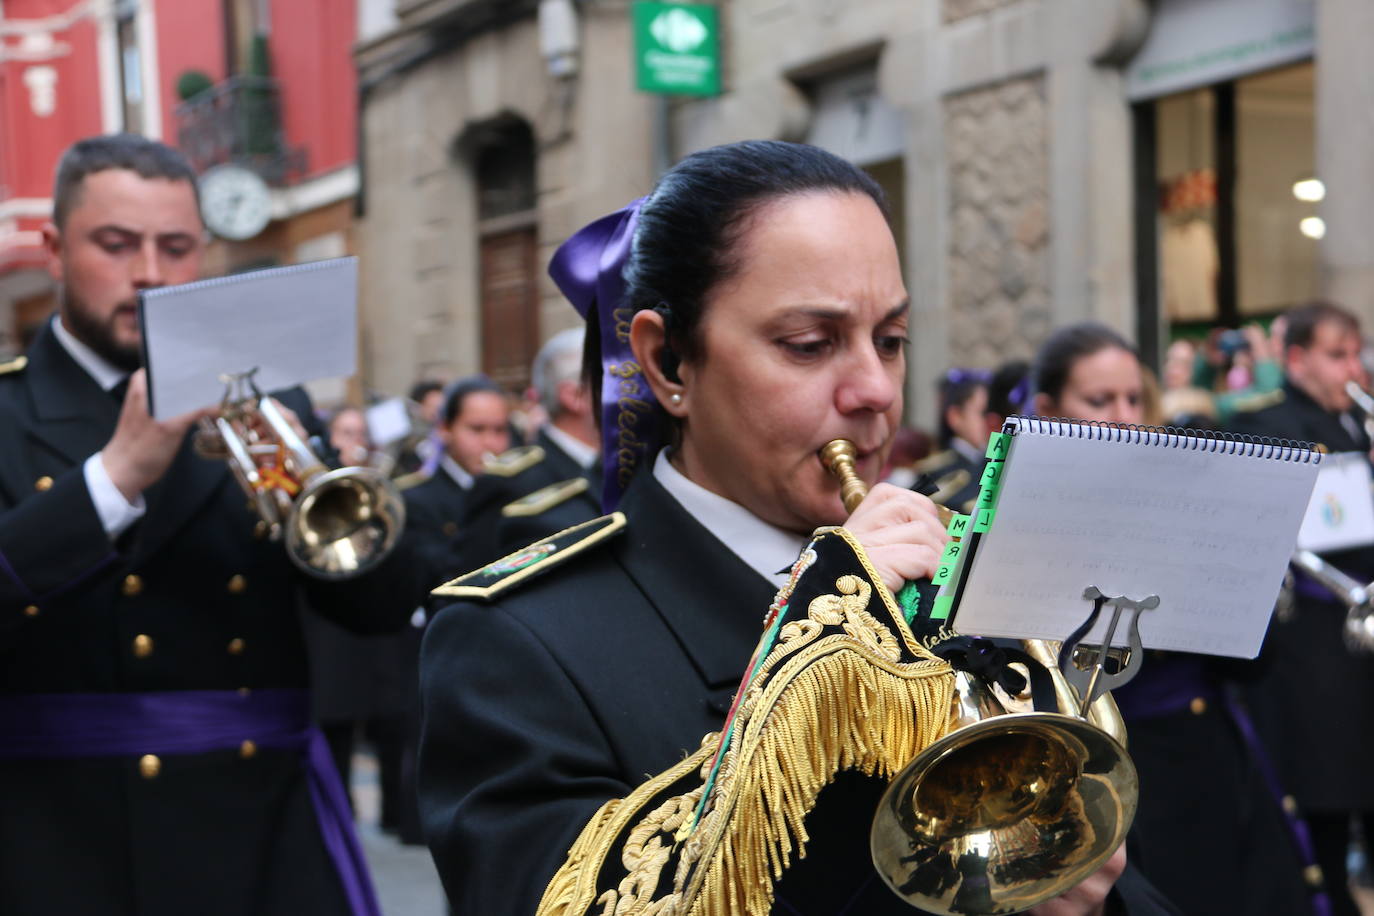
931, 564, 952, 586
946, 513, 971, 537
930, 595, 954, 621
980, 462, 1002, 487
973, 508, 995, 533
985, 432, 1009, 461
975, 484, 997, 509
939, 541, 962, 565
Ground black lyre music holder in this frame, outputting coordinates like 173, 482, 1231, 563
1058, 587, 1158, 717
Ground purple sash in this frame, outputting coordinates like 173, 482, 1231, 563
0, 689, 381, 916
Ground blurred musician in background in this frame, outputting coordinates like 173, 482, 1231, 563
1230, 301, 1374, 916
1035, 322, 1323, 916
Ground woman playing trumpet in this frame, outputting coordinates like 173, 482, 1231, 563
418, 141, 1173, 915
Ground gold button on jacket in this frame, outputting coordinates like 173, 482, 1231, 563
132, 634, 154, 658
227, 638, 245, 656
121, 574, 143, 597
138, 754, 161, 779
34, 475, 53, 492
226, 574, 247, 594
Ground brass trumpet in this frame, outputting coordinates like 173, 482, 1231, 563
195, 370, 405, 580
822, 439, 1137, 915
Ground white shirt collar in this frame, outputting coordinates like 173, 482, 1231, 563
50, 314, 129, 392
542, 423, 598, 471
950, 436, 984, 465
440, 454, 475, 490
652, 450, 807, 588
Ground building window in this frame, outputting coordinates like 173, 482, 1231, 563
1141, 62, 1316, 335
472, 118, 539, 392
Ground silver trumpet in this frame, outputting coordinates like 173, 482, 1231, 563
195, 370, 405, 580
1346, 381, 1374, 443
1288, 550, 1374, 654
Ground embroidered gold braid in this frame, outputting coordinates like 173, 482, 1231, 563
536, 528, 956, 916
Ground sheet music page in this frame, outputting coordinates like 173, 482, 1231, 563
1295, 452, 1374, 552
954, 424, 1320, 658
140, 258, 357, 418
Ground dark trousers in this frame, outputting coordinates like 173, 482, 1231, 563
1309, 812, 1374, 916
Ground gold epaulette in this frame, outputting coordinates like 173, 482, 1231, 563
483, 445, 545, 477
914, 449, 956, 474
0, 355, 27, 376
393, 469, 430, 491
1232, 388, 1285, 414
431, 512, 625, 602
502, 477, 590, 518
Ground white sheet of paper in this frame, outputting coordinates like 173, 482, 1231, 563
1296, 452, 1374, 552
954, 422, 1320, 658
139, 258, 357, 418
366, 398, 413, 447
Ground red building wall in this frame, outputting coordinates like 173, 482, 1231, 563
270, 0, 358, 178
153, 0, 226, 146
0, 0, 106, 200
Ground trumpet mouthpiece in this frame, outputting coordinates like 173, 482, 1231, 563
820, 439, 868, 513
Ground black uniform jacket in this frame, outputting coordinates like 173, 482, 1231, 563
1229, 381, 1374, 811
450, 428, 600, 575
0, 324, 416, 915
418, 471, 1178, 915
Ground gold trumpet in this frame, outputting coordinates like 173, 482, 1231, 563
195, 370, 406, 580
821, 439, 1137, 916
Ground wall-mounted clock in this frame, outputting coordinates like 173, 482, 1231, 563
200, 164, 273, 241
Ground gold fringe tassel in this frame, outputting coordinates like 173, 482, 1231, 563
683, 646, 953, 915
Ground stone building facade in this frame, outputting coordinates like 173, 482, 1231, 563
356, 0, 1374, 428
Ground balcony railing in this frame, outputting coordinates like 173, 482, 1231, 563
175, 77, 306, 185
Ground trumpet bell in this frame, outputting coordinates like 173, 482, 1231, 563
285, 467, 406, 580
872, 709, 1136, 915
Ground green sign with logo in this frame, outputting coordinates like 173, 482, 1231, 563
633, 2, 720, 96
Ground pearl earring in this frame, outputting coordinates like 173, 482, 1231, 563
670, 393, 683, 406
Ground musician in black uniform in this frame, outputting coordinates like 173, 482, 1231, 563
1229, 301, 1374, 916
451, 328, 601, 573
403, 374, 510, 558
0, 135, 415, 916
913, 369, 990, 512
1033, 322, 1322, 916
419, 141, 1174, 915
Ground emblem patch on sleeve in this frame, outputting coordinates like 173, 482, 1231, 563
431, 512, 626, 601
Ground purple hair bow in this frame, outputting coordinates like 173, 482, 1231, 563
548, 198, 657, 511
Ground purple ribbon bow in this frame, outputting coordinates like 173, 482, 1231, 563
549, 198, 659, 511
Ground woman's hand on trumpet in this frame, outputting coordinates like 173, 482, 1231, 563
842, 482, 949, 592
1027, 844, 1127, 916
102, 369, 216, 503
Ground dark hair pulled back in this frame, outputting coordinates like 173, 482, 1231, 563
1032, 322, 1138, 405
621, 140, 887, 374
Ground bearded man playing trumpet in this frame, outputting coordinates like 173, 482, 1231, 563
0, 134, 421, 916
419, 141, 1178, 915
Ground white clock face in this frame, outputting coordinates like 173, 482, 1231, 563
200, 165, 273, 241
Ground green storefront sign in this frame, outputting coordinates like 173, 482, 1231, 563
633, 2, 720, 96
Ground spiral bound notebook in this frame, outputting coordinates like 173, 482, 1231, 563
139, 257, 357, 419
952, 417, 1321, 659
